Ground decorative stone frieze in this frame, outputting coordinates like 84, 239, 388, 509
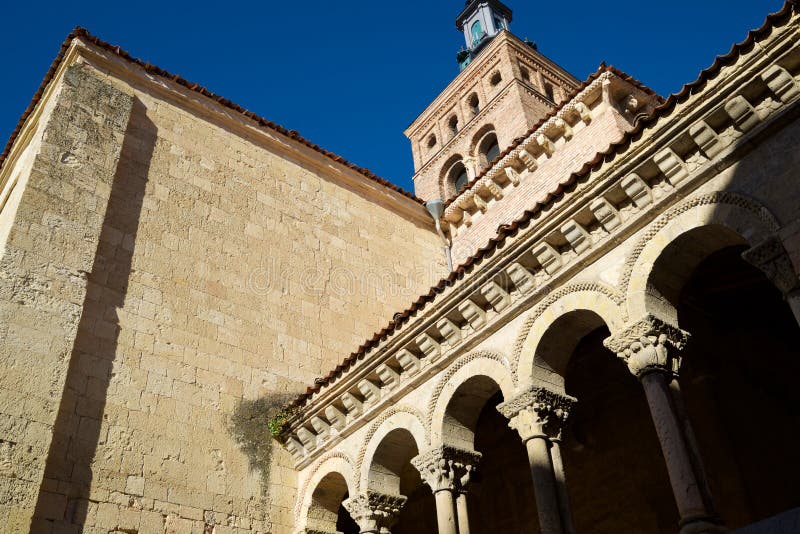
724, 95, 761, 132
603, 316, 690, 378
411, 445, 482, 494
497, 386, 576, 441
742, 236, 800, 296
342, 491, 408, 534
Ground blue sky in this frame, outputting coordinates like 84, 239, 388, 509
1, 0, 785, 193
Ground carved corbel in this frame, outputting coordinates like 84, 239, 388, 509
620, 173, 652, 208
484, 180, 503, 200
603, 315, 690, 379
357, 379, 381, 405
574, 101, 592, 123
341, 392, 364, 418
375, 363, 400, 390
415, 332, 441, 359
536, 134, 555, 156
589, 197, 621, 232
324, 405, 346, 432
689, 121, 723, 158
560, 220, 591, 254
396, 348, 421, 374
458, 298, 487, 329
497, 386, 576, 442
437, 317, 463, 346
506, 262, 537, 294
654, 148, 688, 186
504, 166, 521, 186
553, 117, 573, 140
725, 95, 761, 132
480, 280, 511, 312
309, 416, 330, 441
532, 242, 562, 275
761, 65, 799, 103
518, 149, 539, 171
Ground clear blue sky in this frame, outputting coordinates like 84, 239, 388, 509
1, 0, 785, 193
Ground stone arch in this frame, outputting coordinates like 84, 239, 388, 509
357, 407, 428, 492
470, 124, 499, 169
622, 192, 780, 322
440, 153, 467, 198
513, 283, 625, 392
296, 453, 356, 531
428, 351, 515, 447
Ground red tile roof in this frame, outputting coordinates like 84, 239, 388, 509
0, 28, 423, 205
287, 0, 798, 411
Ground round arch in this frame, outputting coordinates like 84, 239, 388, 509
429, 352, 515, 447
358, 408, 428, 493
440, 154, 468, 198
471, 124, 500, 169
514, 284, 626, 392
623, 192, 780, 322
297, 454, 356, 532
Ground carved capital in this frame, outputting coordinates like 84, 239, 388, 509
603, 316, 690, 379
411, 445, 482, 494
342, 491, 407, 534
497, 386, 576, 442
742, 236, 800, 296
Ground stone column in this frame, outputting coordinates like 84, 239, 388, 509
497, 387, 576, 534
604, 316, 724, 534
342, 491, 407, 534
411, 445, 481, 534
742, 236, 800, 326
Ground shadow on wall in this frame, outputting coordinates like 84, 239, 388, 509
32, 98, 156, 530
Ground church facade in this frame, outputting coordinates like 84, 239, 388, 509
1, 1, 799, 533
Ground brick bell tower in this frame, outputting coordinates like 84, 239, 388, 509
405, 0, 580, 203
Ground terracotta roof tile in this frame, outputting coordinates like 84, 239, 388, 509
0, 28, 422, 205
288, 0, 798, 411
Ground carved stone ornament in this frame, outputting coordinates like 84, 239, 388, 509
411, 445, 482, 493
742, 236, 800, 296
342, 491, 408, 533
603, 315, 690, 379
496, 386, 576, 442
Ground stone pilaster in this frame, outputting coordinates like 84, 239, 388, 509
497, 387, 576, 534
342, 491, 407, 534
742, 236, 800, 325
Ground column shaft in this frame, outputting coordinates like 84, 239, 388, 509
525, 436, 564, 534
640, 371, 708, 521
456, 492, 470, 534
434, 490, 458, 534
550, 440, 576, 534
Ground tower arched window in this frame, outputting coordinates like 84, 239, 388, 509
448, 115, 459, 138
448, 160, 469, 195
477, 131, 500, 169
468, 93, 480, 117
471, 20, 484, 45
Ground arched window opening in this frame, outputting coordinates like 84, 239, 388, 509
471, 20, 484, 45
494, 16, 506, 31
544, 82, 555, 101
477, 131, 500, 169
448, 115, 459, 138
468, 93, 480, 117
448, 160, 469, 195
490, 71, 502, 87
426, 134, 437, 150
520, 66, 531, 83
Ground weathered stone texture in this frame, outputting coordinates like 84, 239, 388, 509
0, 54, 442, 533
0, 63, 134, 531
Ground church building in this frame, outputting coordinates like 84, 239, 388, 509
1, 1, 799, 533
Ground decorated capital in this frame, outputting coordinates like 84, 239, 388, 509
603, 315, 690, 379
497, 386, 576, 442
342, 491, 407, 534
411, 445, 482, 494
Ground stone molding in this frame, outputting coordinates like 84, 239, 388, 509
342, 491, 407, 533
742, 235, 800, 296
603, 315, 690, 378
411, 445, 482, 494
497, 386, 576, 441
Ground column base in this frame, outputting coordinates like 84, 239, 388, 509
679, 516, 728, 534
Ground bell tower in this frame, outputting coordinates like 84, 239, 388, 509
405, 1, 580, 203
456, 0, 513, 70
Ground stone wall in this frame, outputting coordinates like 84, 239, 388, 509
0, 47, 444, 534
